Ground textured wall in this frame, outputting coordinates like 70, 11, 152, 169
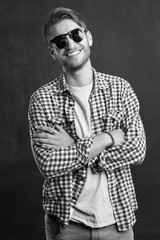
1, 0, 160, 239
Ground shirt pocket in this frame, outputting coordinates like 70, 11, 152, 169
47, 115, 65, 127
102, 109, 123, 132
47, 113, 76, 138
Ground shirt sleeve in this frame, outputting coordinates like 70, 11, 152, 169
28, 94, 93, 179
99, 83, 146, 172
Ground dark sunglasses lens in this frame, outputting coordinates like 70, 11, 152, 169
54, 37, 66, 49
51, 28, 84, 49
72, 29, 83, 42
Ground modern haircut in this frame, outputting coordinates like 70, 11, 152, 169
43, 7, 88, 44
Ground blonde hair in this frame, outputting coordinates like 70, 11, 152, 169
43, 7, 88, 43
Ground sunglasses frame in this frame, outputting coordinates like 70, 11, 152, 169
50, 28, 87, 49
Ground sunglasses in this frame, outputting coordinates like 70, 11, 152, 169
50, 28, 86, 49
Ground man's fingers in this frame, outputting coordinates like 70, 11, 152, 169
37, 125, 63, 135
55, 124, 64, 132
33, 131, 60, 141
34, 132, 50, 139
33, 137, 56, 144
38, 125, 57, 134
42, 144, 59, 150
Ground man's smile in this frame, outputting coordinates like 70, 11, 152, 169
66, 49, 82, 57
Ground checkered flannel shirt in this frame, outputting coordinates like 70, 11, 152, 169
28, 69, 146, 231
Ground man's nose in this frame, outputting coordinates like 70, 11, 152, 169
65, 36, 76, 49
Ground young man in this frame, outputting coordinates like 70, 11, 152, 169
28, 7, 146, 240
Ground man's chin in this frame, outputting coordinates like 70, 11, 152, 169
63, 58, 90, 72
67, 65, 84, 72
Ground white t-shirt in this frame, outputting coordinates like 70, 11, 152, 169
68, 81, 116, 228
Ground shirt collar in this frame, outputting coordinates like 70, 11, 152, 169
58, 68, 109, 93
93, 68, 109, 92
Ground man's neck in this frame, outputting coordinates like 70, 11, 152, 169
63, 62, 93, 87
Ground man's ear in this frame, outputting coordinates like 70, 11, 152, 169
86, 31, 93, 47
48, 46, 56, 60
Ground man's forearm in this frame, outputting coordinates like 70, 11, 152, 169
88, 128, 125, 159
88, 133, 112, 159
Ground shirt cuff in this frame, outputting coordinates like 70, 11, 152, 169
76, 137, 93, 166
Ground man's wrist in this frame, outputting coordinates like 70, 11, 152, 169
102, 132, 114, 148
106, 132, 115, 147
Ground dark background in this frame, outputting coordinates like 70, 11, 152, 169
0, 0, 160, 239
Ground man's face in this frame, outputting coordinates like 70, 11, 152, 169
47, 19, 93, 72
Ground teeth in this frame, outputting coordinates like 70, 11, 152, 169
67, 50, 80, 56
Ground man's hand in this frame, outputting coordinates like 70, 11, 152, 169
33, 125, 74, 149
109, 129, 124, 146
88, 128, 124, 159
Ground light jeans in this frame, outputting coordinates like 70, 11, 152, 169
45, 214, 134, 240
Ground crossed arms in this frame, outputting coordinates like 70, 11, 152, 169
28, 84, 146, 178
32, 125, 124, 158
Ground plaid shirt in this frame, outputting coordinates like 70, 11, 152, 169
28, 69, 146, 231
